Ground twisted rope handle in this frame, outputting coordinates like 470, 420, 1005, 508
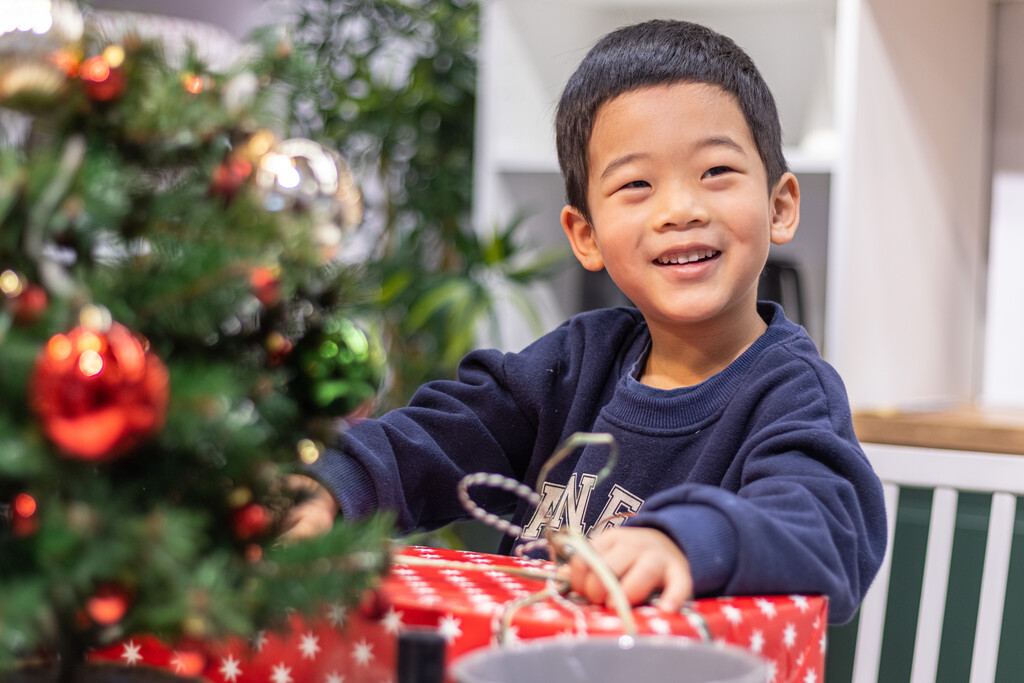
456, 472, 540, 538
456, 432, 620, 538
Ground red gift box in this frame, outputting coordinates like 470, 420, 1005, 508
92, 545, 828, 683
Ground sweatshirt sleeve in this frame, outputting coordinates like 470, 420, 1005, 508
629, 346, 887, 624
305, 346, 540, 532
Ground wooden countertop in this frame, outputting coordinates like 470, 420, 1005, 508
853, 406, 1024, 456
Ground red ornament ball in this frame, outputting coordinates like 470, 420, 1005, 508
30, 321, 170, 461
249, 266, 281, 307
10, 284, 48, 325
79, 54, 126, 102
209, 154, 253, 201
86, 582, 132, 626
231, 502, 272, 541
10, 492, 39, 537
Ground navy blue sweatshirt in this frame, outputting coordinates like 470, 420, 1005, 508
308, 302, 887, 623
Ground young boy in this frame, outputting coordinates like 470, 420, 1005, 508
285, 19, 886, 624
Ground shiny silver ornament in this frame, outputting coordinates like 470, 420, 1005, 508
255, 138, 363, 255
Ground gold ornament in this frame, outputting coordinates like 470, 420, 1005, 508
0, 0, 84, 108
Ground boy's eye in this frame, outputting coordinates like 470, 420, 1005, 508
620, 180, 650, 190
703, 166, 733, 179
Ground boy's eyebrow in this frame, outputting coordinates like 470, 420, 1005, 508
694, 135, 745, 154
598, 153, 648, 180
597, 136, 747, 179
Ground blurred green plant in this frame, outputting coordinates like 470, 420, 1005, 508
270, 0, 565, 408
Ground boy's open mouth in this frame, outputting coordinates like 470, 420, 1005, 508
654, 249, 720, 265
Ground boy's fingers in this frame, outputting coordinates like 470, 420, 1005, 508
567, 552, 591, 593
617, 561, 662, 606
655, 565, 693, 613
278, 502, 332, 541
567, 554, 613, 605
276, 476, 340, 542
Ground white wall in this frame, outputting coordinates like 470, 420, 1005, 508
826, 0, 993, 410
981, 1, 1024, 407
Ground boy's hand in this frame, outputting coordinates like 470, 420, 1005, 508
566, 527, 693, 613
278, 474, 340, 541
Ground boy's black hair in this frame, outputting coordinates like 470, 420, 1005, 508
555, 19, 788, 221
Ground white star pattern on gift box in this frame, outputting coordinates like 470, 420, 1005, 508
270, 663, 293, 683
324, 672, 344, 683
437, 614, 463, 643
327, 603, 348, 627
351, 638, 374, 666
756, 598, 777, 619
218, 655, 242, 682
120, 640, 142, 666
749, 629, 765, 653
646, 616, 672, 635
722, 604, 744, 624
594, 615, 623, 631
381, 607, 405, 634
783, 623, 798, 648
299, 632, 321, 659
530, 606, 565, 622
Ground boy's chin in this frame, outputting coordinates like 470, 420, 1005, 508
639, 296, 761, 329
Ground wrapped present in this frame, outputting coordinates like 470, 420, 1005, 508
92, 545, 828, 683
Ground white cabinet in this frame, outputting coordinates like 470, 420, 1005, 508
473, 0, 995, 410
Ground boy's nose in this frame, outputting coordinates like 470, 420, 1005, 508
653, 185, 709, 231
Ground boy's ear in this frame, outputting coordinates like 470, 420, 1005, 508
769, 172, 800, 246
561, 205, 605, 272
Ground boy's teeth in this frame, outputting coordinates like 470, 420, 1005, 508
658, 249, 717, 264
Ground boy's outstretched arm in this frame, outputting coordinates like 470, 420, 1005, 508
567, 526, 693, 613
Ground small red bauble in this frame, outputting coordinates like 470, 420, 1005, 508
209, 154, 252, 201
30, 322, 170, 461
10, 492, 39, 537
249, 266, 281, 307
231, 502, 271, 541
79, 55, 126, 102
86, 582, 132, 625
10, 284, 48, 325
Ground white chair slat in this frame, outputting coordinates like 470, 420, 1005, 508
969, 491, 1017, 683
910, 486, 958, 683
851, 482, 900, 683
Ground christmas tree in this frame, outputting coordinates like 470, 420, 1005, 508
0, 1, 394, 680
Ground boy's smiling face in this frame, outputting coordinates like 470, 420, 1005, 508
561, 82, 799, 342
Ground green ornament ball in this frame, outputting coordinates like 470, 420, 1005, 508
292, 316, 387, 418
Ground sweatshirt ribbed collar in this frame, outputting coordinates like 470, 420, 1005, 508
602, 303, 795, 433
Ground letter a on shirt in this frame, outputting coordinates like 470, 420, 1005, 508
519, 475, 645, 540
